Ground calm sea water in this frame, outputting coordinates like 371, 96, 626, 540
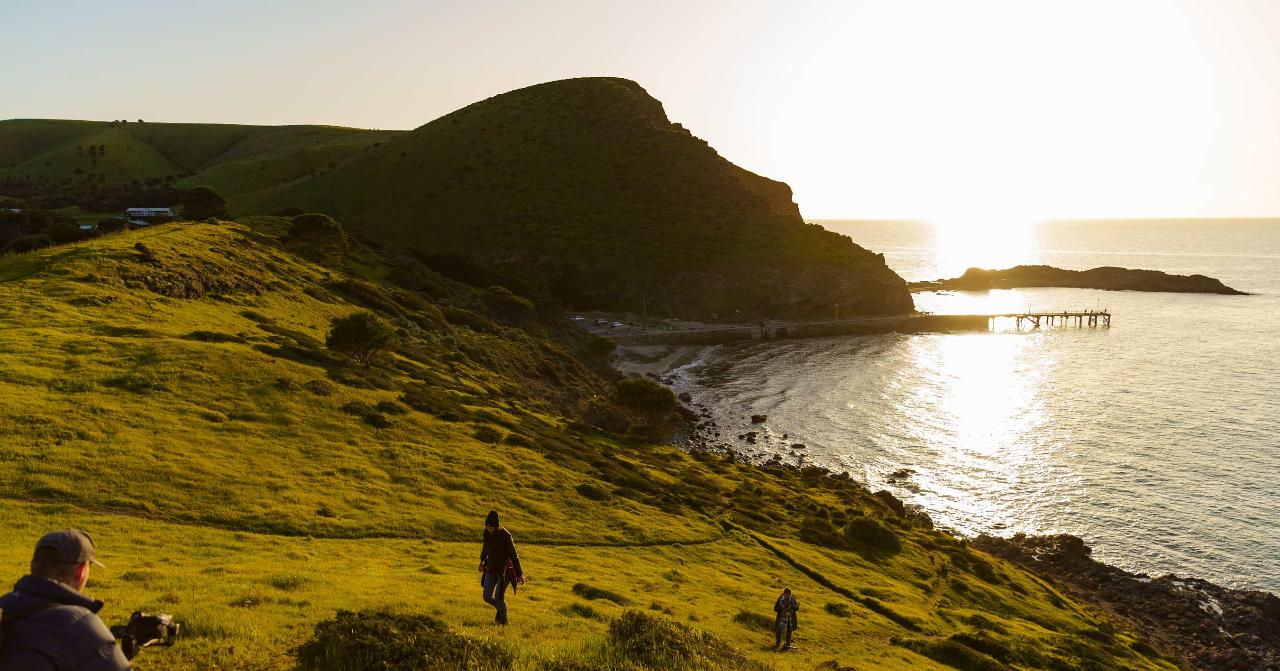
676, 219, 1280, 594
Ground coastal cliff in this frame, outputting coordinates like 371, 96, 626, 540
912, 265, 1248, 295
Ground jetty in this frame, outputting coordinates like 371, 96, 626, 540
587, 310, 1112, 346
998, 310, 1111, 329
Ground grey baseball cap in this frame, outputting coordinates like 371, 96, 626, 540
33, 529, 105, 568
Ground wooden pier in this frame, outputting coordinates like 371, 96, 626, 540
993, 310, 1111, 329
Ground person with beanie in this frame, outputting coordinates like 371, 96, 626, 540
478, 510, 523, 625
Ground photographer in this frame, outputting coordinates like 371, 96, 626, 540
0, 529, 131, 670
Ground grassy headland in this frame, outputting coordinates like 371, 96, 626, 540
0, 218, 1179, 670
3, 78, 912, 319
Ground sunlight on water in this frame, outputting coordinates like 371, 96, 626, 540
903, 333, 1052, 531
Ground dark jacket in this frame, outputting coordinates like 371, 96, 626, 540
480, 527, 523, 577
0, 575, 130, 671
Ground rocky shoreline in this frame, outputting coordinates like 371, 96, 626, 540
631, 343, 1280, 671
911, 264, 1249, 295
975, 534, 1280, 671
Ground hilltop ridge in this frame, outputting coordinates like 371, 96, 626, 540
2, 78, 914, 319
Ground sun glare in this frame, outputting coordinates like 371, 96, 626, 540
928, 215, 1038, 279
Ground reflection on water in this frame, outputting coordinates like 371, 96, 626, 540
678, 219, 1280, 593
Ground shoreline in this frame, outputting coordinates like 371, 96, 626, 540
611, 334, 1280, 671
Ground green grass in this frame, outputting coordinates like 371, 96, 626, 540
2, 78, 913, 318
0, 221, 1179, 670
0, 118, 396, 205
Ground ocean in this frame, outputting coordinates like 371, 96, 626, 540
675, 219, 1280, 594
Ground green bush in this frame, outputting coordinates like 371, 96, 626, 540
485, 285, 536, 326
824, 602, 852, 618
474, 425, 502, 443
289, 212, 346, 243
607, 610, 766, 671
894, 637, 1007, 671
843, 516, 902, 556
294, 610, 514, 671
179, 185, 228, 220
326, 311, 398, 366
615, 378, 675, 415
573, 583, 630, 606
731, 610, 773, 630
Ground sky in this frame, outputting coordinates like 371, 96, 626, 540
4, 0, 1280, 221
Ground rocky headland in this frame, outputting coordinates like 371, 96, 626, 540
975, 534, 1280, 671
912, 265, 1249, 295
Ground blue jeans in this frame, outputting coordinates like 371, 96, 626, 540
482, 570, 509, 623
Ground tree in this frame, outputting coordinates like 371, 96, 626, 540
288, 213, 347, 266
326, 311, 398, 366
179, 186, 228, 220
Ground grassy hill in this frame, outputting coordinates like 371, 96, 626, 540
0, 118, 397, 207
0, 219, 1180, 670
250, 78, 911, 318
2, 78, 912, 319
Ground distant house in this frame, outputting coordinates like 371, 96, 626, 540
124, 207, 175, 225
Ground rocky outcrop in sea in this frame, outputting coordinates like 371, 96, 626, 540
912, 265, 1248, 295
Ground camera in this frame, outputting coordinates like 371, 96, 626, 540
110, 611, 179, 660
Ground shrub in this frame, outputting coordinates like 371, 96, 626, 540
485, 285, 536, 326
289, 213, 345, 242
364, 413, 392, 428
607, 610, 765, 671
572, 583, 630, 606
327, 311, 398, 366
474, 426, 502, 443
825, 602, 852, 618
893, 637, 1007, 671
294, 610, 514, 671
6, 233, 53, 253
179, 185, 227, 220
615, 378, 675, 415
575, 483, 609, 501
442, 306, 500, 334
304, 379, 336, 396
731, 610, 773, 630
844, 516, 902, 556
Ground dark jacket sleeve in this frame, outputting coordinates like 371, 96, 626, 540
505, 531, 523, 577
70, 611, 131, 671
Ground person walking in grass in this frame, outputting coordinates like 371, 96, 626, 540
0, 529, 131, 670
479, 510, 524, 625
773, 588, 799, 650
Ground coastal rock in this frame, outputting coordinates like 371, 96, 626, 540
873, 490, 906, 517
743, 431, 758, 444
750, 414, 768, 424
791, 443, 806, 450
912, 265, 1248, 295
974, 533, 1280, 671
677, 392, 692, 402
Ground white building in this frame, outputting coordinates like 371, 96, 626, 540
124, 207, 175, 225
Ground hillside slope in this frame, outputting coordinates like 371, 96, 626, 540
248, 78, 913, 318
0, 221, 1178, 670
0, 118, 396, 204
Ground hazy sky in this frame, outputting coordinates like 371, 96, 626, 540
4, 0, 1280, 221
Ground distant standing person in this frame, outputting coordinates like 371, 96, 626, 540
478, 510, 524, 625
0, 529, 131, 670
773, 588, 799, 650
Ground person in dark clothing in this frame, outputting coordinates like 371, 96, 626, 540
478, 510, 524, 625
0, 529, 130, 671
773, 588, 799, 650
